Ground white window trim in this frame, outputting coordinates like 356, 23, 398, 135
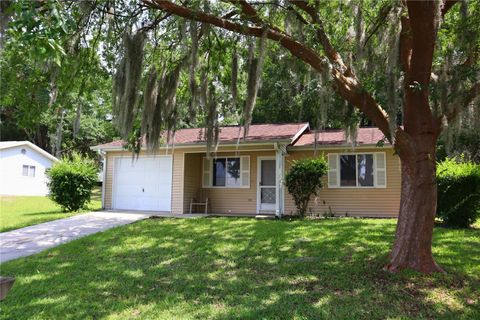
329, 152, 386, 189
22, 165, 36, 177
203, 156, 250, 189
22, 165, 28, 176
29, 165, 36, 177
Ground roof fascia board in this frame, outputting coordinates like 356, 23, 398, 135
287, 144, 392, 151
1, 142, 59, 162
91, 140, 288, 152
290, 123, 310, 144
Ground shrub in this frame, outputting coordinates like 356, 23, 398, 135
436, 157, 480, 228
47, 153, 99, 212
285, 157, 328, 217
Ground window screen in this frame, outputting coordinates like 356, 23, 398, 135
212, 157, 241, 187
226, 158, 241, 187
213, 159, 226, 186
340, 155, 356, 186
357, 154, 374, 187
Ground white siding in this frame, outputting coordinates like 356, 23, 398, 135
0, 146, 55, 196
285, 148, 401, 217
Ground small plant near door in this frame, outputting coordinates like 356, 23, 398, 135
285, 157, 328, 217
47, 153, 99, 212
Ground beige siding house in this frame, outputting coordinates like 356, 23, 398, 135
92, 124, 401, 217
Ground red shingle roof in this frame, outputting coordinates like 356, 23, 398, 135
292, 127, 386, 147
92, 123, 309, 150
92, 125, 388, 150
174, 123, 309, 144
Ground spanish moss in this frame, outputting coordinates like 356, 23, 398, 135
113, 31, 146, 139
385, 6, 402, 141
243, 31, 267, 138
141, 67, 161, 150
231, 45, 238, 107
188, 20, 199, 122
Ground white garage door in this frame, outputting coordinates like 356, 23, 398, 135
113, 156, 172, 211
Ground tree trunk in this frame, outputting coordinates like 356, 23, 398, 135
53, 109, 65, 158
385, 133, 444, 273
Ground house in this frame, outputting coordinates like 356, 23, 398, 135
0, 141, 58, 196
91, 123, 401, 217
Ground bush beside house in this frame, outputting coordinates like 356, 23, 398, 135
46, 153, 99, 212
436, 157, 480, 228
285, 157, 328, 217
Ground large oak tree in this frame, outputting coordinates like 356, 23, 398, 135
138, 0, 479, 273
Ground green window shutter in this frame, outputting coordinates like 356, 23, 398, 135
240, 156, 250, 187
374, 152, 387, 188
328, 153, 339, 188
202, 157, 212, 187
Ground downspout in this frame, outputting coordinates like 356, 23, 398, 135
98, 149, 106, 210
274, 143, 286, 218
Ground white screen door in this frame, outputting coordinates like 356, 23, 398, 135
258, 158, 276, 211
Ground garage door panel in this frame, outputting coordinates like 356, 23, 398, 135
113, 156, 172, 211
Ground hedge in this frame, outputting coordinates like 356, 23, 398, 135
47, 153, 99, 212
436, 157, 480, 228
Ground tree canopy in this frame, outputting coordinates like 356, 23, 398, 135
1, 0, 479, 273
1, 1, 478, 156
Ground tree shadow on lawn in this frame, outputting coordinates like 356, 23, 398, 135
21, 210, 66, 216
1, 218, 479, 319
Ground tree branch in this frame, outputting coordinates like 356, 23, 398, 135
291, 0, 346, 70
444, 82, 480, 121
399, 15, 412, 74
363, 4, 393, 49
442, 0, 459, 16
142, 0, 326, 71
143, 0, 393, 141
225, 0, 285, 34
292, 0, 393, 139
403, 1, 440, 134
226, 0, 263, 26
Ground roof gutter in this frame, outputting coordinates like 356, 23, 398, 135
90, 139, 294, 152
287, 143, 392, 151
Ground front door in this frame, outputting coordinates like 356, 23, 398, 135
258, 158, 276, 212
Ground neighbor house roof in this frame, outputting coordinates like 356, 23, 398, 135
292, 127, 386, 147
0, 141, 58, 162
91, 123, 310, 151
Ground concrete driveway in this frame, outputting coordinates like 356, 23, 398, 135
0, 211, 158, 263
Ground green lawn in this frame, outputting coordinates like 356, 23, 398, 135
0, 187, 102, 232
1, 218, 478, 319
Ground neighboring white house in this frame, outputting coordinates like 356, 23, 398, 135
0, 141, 58, 196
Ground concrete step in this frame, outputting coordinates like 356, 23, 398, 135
255, 214, 277, 220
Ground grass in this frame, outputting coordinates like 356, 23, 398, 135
0, 218, 478, 319
0, 187, 102, 232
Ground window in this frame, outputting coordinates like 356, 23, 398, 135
22, 165, 36, 177
203, 156, 250, 188
212, 157, 241, 187
29, 166, 36, 177
340, 154, 374, 187
328, 153, 386, 188
340, 155, 357, 186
